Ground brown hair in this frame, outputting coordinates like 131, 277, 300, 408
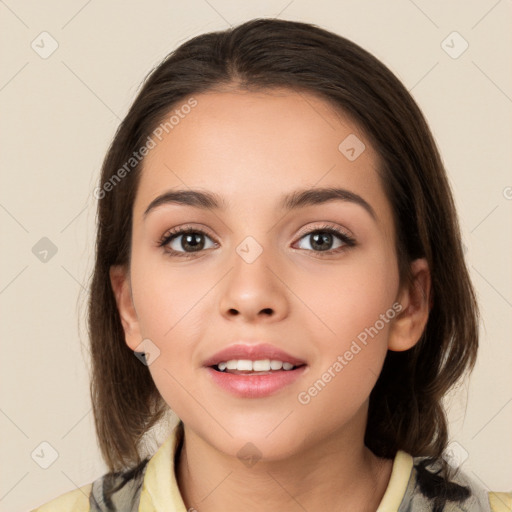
87, 18, 478, 473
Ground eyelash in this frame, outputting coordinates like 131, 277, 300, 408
157, 223, 356, 259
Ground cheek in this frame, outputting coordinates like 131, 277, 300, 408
294, 245, 399, 403
129, 253, 215, 411
299, 244, 399, 348
296, 288, 396, 426
130, 250, 215, 339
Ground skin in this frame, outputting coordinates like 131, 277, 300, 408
110, 88, 431, 512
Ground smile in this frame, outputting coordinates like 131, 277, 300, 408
206, 363, 308, 398
214, 359, 299, 373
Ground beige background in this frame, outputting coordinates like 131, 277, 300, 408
1, 1, 511, 510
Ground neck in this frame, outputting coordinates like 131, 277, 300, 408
175, 415, 393, 512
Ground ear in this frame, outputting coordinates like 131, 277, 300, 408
388, 258, 431, 352
109, 265, 142, 351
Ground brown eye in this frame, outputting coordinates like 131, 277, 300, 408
159, 227, 217, 257
295, 226, 355, 254
172, 232, 208, 252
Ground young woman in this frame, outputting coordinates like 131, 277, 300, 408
33, 18, 511, 512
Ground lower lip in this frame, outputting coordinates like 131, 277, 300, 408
205, 366, 308, 398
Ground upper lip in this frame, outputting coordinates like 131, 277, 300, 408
203, 343, 307, 367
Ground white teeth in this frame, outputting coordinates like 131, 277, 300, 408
253, 359, 271, 371
237, 359, 253, 371
215, 359, 297, 372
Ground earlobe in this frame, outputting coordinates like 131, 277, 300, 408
388, 258, 431, 352
109, 265, 142, 351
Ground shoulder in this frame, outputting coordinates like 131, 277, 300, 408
489, 492, 512, 512
30, 422, 183, 512
88, 457, 149, 511
31, 457, 149, 512
404, 454, 512, 512
30, 483, 93, 512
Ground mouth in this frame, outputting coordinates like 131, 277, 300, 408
210, 359, 307, 375
206, 360, 308, 399
202, 343, 308, 397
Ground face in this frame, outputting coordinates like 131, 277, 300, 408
113, 88, 419, 461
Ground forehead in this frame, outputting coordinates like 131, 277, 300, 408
134, 88, 390, 225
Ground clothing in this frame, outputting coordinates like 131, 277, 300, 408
32, 421, 512, 512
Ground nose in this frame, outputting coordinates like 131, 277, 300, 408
218, 246, 289, 324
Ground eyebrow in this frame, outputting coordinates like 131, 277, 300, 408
143, 186, 376, 220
